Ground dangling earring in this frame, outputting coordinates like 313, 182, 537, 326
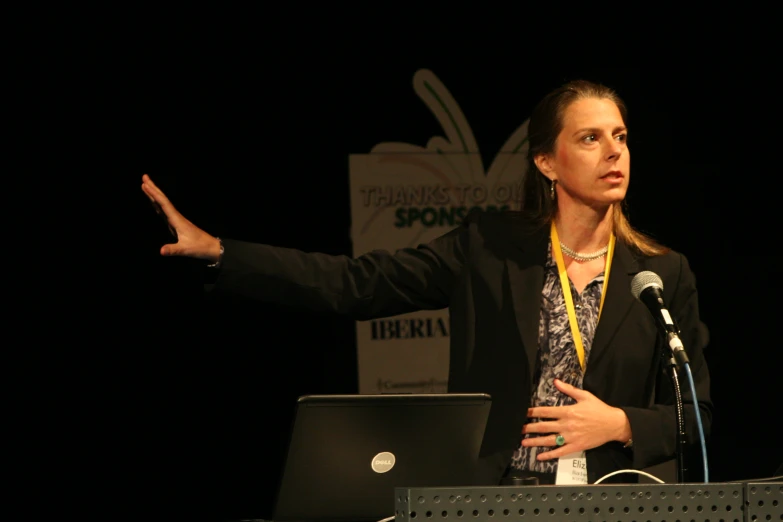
550, 180, 557, 201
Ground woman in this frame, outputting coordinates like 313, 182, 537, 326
141, 79, 712, 485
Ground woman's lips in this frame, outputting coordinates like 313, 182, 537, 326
601, 171, 624, 183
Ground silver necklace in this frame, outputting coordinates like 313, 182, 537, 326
559, 242, 608, 262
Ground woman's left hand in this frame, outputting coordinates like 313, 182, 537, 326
521, 379, 631, 461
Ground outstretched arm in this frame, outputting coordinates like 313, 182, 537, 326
142, 174, 471, 320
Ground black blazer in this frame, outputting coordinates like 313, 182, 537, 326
208, 209, 712, 485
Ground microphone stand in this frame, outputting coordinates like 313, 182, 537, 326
662, 353, 687, 483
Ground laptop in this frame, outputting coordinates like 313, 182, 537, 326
271, 393, 492, 522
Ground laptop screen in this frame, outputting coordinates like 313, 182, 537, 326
272, 393, 492, 522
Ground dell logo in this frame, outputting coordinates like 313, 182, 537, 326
371, 452, 396, 473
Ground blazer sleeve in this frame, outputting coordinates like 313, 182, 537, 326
204, 219, 472, 321
619, 253, 713, 473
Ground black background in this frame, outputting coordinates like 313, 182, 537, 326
114, 23, 777, 522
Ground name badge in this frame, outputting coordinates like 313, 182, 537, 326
555, 451, 588, 485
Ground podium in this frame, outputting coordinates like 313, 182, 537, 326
394, 482, 782, 521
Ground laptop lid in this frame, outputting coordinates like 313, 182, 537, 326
271, 393, 492, 522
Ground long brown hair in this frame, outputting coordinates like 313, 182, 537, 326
518, 79, 668, 257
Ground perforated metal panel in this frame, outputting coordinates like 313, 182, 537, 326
744, 482, 782, 521
394, 482, 781, 522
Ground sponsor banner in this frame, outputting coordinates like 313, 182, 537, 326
348, 69, 529, 393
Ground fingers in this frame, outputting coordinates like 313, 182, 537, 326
521, 433, 580, 460
141, 177, 168, 206
142, 173, 156, 188
142, 183, 177, 239
141, 183, 155, 204
141, 181, 163, 210
141, 184, 163, 216
141, 175, 183, 245
535, 446, 575, 461
553, 378, 591, 400
527, 406, 562, 419
140, 175, 159, 209
141, 174, 181, 220
141, 174, 216, 260
522, 421, 558, 435
521, 434, 560, 448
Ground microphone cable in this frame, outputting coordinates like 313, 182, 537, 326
683, 361, 709, 482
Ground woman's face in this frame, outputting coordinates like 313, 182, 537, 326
538, 97, 630, 210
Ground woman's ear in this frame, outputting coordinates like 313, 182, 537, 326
533, 153, 555, 182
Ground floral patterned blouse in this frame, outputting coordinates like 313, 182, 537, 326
510, 240, 605, 474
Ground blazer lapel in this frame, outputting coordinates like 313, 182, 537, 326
587, 240, 640, 372
505, 226, 548, 382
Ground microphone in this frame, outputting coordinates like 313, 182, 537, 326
631, 271, 690, 367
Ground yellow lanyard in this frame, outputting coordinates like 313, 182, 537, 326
550, 221, 616, 372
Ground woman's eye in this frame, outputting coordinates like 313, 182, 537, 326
582, 134, 596, 143
615, 133, 627, 142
